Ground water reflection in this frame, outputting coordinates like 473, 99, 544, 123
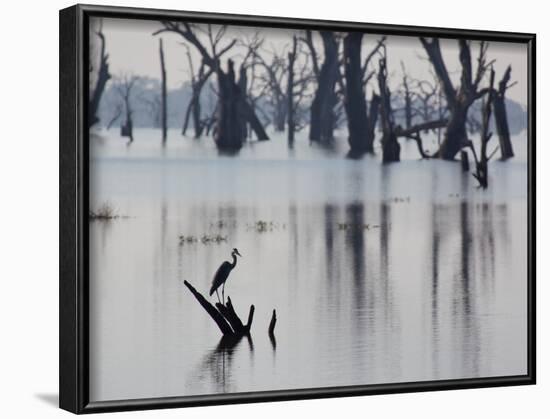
430, 202, 442, 376
89, 130, 527, 401
191, 335, 254, 394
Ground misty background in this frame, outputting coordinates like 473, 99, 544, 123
90, 17, 527, 134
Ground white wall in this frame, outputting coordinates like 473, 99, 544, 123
0, 0, 545, 417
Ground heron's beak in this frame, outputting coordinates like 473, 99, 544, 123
235, 249, 242, 257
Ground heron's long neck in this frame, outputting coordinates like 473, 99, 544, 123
231, 254, 237, 268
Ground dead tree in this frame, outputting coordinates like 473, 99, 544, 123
470, 68, 496, 188
287, 36, 299, 147
399, 74, 448, 147
411, 73, 447, 144
244, 31, 313, 138
493, 65, 515, 160
249, 39, 288, 132
183, 280, 254, 338
203, 81, 219, 136
377, 51, 447, 160
377, 54, 400, 162
159, 38, 167, 142
236, 32, 271, 138
394, 119, 448, 158
115, 74, 139, 142
106, 103, 123, 130
420, 38, 492, 160
89, 20, 111, 127
237, 64, 249, 141
154, 22, 268, 151
416, 81, 436, 123
181, 46, 214, 138
343, 33, 384, 156
142, 95, 161, 127
398, 61, 415, 130
415, 77, 442, 126
305, 31, 339, 144
285, 35, 314, 146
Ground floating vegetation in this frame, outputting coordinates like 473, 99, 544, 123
179, 235, 198, 244
209, 220, 238, 229
179, 234, 227, 245
201, 234, 228, 244
89, 202, 125, 221
246, 220, 286, 233
337, 222, 380, 231
387, 196, 411, 204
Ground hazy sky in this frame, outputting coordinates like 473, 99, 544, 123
91, 17, 528, 106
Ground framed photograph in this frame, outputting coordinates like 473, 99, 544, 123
59, 4, 536, 414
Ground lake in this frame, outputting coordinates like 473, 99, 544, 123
88, 128, 528, 402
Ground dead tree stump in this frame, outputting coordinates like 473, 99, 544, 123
268, 309, 277, 335
184, 280, 254, 337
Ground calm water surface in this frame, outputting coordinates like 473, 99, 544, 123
89, 128, 527, 401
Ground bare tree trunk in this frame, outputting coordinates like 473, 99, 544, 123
420, 38, 491, 160
247, 39, 289, 133
115, 75, 138, 142
183, 88, 204, 138
344, 32, 370, 155
367, 93, 381, 144
239, 64, 269, 142
120, 100, 133, 142
343, 33, 381, 156
403, 74, 413, 129
471, 69, 496, 189
378, 57, 400, 163
181, 52, 214, 138
183, 281, 234, 335
89, 27, 111, 127
274, 103, 287, 132
106, 104, 122, 130
441, 107, 469, 159
494, 66, 514, 160
460, 150, 470, 172
183, 280, 254, 337
159, 38, 167, 142
182, 98, 193, 136
309, 31, 339, 144
287, 37, 297, 147
192, 96, 202, 138
205, 112, 217, 136
215, 60, 241, 150
214, 60, 269, 151
242, 101, 269, 141
237, 65, 248, 141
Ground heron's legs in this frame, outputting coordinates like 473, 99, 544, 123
215, 289, 221, 305
222, 283, 225, 306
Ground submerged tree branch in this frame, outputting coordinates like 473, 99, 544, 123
184, 280, 255, 337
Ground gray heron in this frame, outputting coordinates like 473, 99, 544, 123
209, 248, 242, 304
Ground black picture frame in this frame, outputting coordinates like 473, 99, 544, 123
59, 3, 536, 414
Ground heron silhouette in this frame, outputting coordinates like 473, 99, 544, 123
209, 248, 242, 304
